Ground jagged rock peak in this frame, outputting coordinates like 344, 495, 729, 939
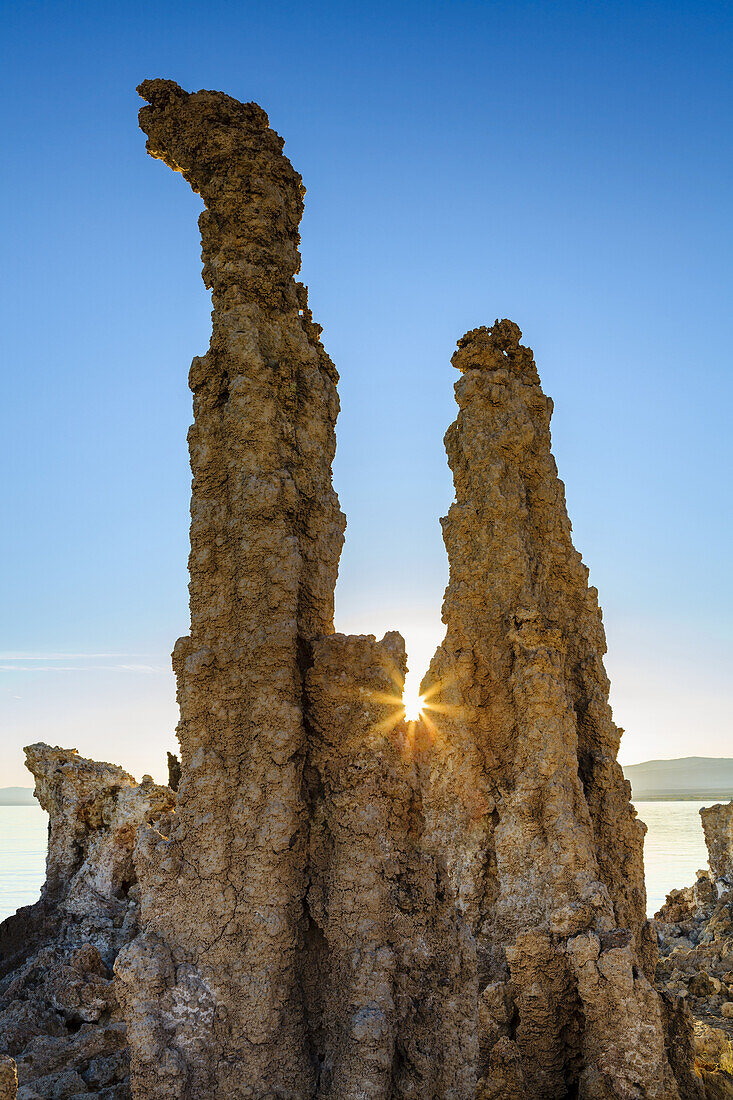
24, 743, 172, 913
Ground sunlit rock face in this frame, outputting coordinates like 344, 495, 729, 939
0, 1057, 17, 1100
116, 79, 472, 1100
420, 321, 681, 1097
0, 744, 173, 1100
115, 77, 348, 1099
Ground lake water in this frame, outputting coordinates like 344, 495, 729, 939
0, 800, 720, 923
0, 805, 49, 922
636, 800, 716, 915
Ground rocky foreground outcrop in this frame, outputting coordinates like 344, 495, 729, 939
0, 744, 173, 1098
0, 80, 709, 1098
656, 802, 733, 1097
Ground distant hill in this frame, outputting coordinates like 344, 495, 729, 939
623, 758, 733, 802
0, 787, 37, 806
3, 762, 732, 805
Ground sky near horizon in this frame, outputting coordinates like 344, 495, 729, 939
1, 0, 731, 786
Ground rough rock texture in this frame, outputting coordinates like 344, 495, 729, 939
701, 804, 733, 882
0, 1058, 17, 1100
117, 79, 470, 1100
420, 321, 680, 1097
0, 744, 173, 1099
656, 802, 733, 1097
116, 77, 348, 1098
304, 631, 477, 1098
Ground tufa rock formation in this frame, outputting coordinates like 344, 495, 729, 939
116, 75, 348, 1097
656, 801, 733, 1098
700, 803, 733, 882
0, 744, 173, 1099
420, 321, 681, 1097
0, 79, 706, 1100
166, 753, 181, 793
303, 631, 477, 1098
115, 79, 472, 1099
118, 632, 476, 1099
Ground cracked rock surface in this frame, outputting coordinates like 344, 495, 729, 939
304, 631, 477, 1099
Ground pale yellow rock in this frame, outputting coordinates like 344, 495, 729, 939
0, 1057, 17, 1100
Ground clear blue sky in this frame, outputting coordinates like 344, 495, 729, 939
1, 0, 731, 785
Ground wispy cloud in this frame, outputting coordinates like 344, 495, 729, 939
0, 655, 167, 674
0, 653, 149, 660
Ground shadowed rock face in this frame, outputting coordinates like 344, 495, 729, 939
420, 322, 679, 1098
304, 631, 477, 1099
115, 79, 472, 1100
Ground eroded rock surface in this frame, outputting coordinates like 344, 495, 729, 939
0, 744, 173, 1099
656, 802, 733, 1097
117, 79, 470, 1100
701, 804, 733, 882
421, 321, 681, 1097
304, 631, 477, 1098
116, 77, 348, 1098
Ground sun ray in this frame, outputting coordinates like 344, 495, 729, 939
402, 682, 425, 722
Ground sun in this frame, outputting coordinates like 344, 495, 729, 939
402, 679, 426, 722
